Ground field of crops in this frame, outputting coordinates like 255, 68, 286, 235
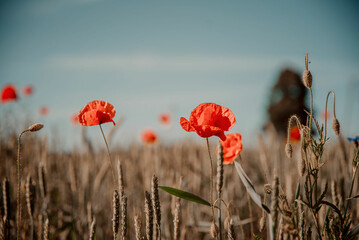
1, 54, 359, 240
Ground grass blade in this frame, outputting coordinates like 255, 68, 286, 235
159, 186, 210, 206
234, 161, 270, 213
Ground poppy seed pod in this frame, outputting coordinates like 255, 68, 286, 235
28, 123, 44, 132
302, 70, 312, 88
210, 222, 219, 238
332, 118, 340, 136
285, 143, 293, 158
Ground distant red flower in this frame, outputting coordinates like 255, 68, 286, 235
78, 100, 116, 126
290, 126, 301, 142
159, 112, 171, 126
1, 84, 17, 103
40, 106, 49, 116
220, 133, 243, 164
142, 129, 157, 144
23, 85, 33, 96
71, 113, 79, 125
321, 110, 330, 120
180, 103, 236, 141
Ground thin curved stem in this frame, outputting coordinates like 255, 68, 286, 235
17, 129, 29, 240
99, 124, 116, 186
324, 90, 336, 140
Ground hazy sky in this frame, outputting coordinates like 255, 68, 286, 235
1, 1, 359, 150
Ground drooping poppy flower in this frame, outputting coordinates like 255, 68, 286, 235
23, 85, 33, 97
159, 112, 171, 126
78, 100, 116, 126
142, 129, 157, 144
1, 84, 17, 103
348, 136, 359, 148
290, 126, 301, 142
220, 133, 243, 164
180, 103, 236, 141
40, 106, 49, 116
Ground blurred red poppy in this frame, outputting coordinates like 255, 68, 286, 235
78, 100, 116, 126
159, 112, 171, 126
1, 84, 17, 103
290, 126, 301, 142
23, 85, 33, 96
180, 103, 236, 141
142, 129, 157, 144
220, 133, 243, 164
40, 106, 49, 116
71, 113, 79, 125
320, 110, 330, 120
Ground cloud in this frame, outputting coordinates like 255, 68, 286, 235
47, 54, 290, 73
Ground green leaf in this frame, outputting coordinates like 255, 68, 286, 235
159, 186, 211, 206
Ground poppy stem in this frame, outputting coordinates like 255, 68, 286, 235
99, 124, 116, 186
206, 138, 217, 237
17, 129, 30, 240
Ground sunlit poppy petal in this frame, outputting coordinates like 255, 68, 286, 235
78, 100, 116, 126
180, 117, 195, 132
1, 84, 17, 103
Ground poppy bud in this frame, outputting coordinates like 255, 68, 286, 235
302, 70, 312, 88
285, 143, 292, 158
28, 123, 44, 132
332, 118, 340, 136
210, 222, 219, 238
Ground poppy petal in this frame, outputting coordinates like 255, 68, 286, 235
220, 133, 243, 164
180, 117, 194, 132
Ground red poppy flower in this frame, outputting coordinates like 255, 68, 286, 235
78, 100, 116, 126
290, 126, 301, 142
159, 112, 171, 125
1, 84, 17, 103
40, 106, 49, 116
180, 103, 236, 141
142, 129, 157, 144
23, 85, 33, 96
220, 133, 243, 164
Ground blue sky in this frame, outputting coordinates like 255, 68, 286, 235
1, 1, 359, 150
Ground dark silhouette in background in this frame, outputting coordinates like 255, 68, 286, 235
264, 69, 309, 135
